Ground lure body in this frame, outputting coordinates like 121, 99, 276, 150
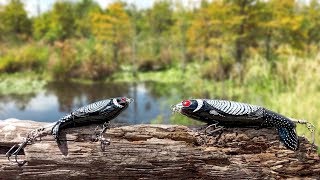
52, 97, 133, 142
6, 97, 133, 166
172, 99, 298, 150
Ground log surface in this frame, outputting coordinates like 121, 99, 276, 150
0, 118, 319, 179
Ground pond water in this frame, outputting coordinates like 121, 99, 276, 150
0, 81, 184, 124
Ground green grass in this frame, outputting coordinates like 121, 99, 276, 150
0, 72, 46, 95
0, 43, 49, 73
112, 67, 186, 83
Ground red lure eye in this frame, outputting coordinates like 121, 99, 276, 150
182, 100, 191, 107
121, 97, 126, 102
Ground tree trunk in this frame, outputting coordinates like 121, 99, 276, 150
112, 41, 119, 63
0, 119, 319, 179
180, 22, 187, 71
265, 29, 272, 61
235, 0, 246, 63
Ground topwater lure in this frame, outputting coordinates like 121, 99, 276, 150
171, 99, 315, 151
6, 97, 133, 166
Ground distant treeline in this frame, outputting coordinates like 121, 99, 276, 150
0, 0, 320, 80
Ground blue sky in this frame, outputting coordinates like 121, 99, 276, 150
0, 0, 200, 17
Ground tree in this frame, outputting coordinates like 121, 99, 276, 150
172, 2, 192, 69
225, 0, 265, 63
0, 0, 31, 39
126, 4, 145, 74
50, 1, 76, 40
74, 0, 101, 38
33, 12, 51, 40
33, 1, 76, 42
91, 2, 132, 62
187, 0, 235, 62
187, 1, 212, 62
148, 1, 173, 36
147, 0, 174, 55
258, 0, 304, 59
303, 0, 320, 55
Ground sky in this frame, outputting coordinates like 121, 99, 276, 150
0, 0, 200, 17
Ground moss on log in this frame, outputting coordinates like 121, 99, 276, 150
0, 119, 319, 179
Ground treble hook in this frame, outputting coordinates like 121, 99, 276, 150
5, 126, 51, 166
306, 122, 316, 150
204, 123, 224, 136
202, 122, 224, 145
93, 122, 111, 151
6, 138, 31, 166
290, 118, 316, 150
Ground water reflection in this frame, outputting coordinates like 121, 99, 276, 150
0, 82, 179, 124
0, 94, 36, 111
45, 82, 130, 112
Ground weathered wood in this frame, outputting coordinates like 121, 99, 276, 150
0, 118, 319, 179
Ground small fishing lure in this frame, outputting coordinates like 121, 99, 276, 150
6, 97, 133, 166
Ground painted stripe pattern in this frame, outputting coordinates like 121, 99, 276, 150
205, 99, 261, 116
72, 99, 111, 117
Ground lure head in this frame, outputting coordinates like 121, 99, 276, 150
171, 99, 205, 117
102, 97, 133, 121
112, 97, 133, 109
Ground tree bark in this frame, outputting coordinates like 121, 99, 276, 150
0, 119, 319, 179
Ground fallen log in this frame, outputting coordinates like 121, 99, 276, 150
0, 119, 319, 179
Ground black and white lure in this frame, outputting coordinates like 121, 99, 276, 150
52, 97, 133, 143
6, 97, 133, 166
171, 99, 315, 151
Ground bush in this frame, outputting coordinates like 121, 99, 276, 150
49, 39, 118, 81
80, 43, 117, 80
49, 40, 80, 80
0, 44, 49, 73
201, 57, 235, 81
137, 47, 173, 71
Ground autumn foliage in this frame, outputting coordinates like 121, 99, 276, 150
1, 0, 320, 80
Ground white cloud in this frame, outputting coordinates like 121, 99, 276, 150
28, 92, 58, 112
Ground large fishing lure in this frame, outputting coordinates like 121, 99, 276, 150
171, 99, 315, 150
